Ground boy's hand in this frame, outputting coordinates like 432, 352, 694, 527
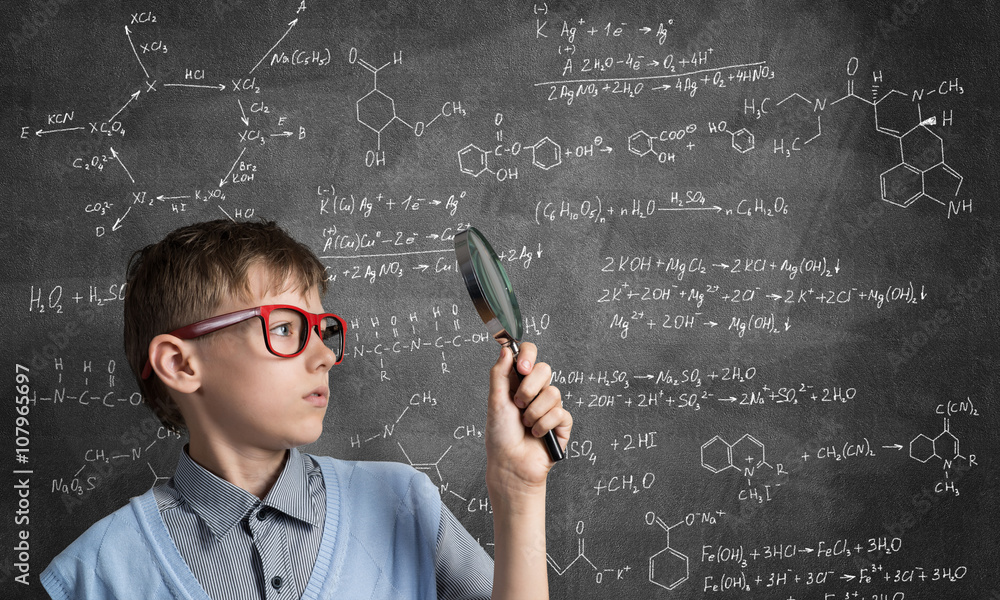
485, 342, 572, 497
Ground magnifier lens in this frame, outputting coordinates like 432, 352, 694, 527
455, 227, 564, 462
468, 231, 523, 342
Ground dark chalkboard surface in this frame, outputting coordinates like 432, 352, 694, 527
2, 0, 998, 597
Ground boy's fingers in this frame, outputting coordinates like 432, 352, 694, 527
520, 385, 560, 426
530, 404, 572, 439
515, 342, 538, 376
513, 361, 552, 409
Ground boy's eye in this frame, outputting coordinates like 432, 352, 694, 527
270, 322, 293, 337
267, 308, 305, 345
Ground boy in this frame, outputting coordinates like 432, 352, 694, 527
41, 220, 572, 599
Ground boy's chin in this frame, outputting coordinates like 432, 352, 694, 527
294, 422, 324, 448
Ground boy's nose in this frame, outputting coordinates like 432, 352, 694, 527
306, 326, 338, 370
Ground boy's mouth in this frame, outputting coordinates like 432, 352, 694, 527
305, 387, 329, 407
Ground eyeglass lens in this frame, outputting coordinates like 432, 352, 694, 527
265, 308, 342, 359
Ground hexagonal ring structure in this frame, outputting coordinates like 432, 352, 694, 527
909, 433, 937, 463
731, 434, 768, 471
628, 131, 654, 157
880, 163, 923, 207
457, 144, 489, 177
649, 546, 689, 590
731, 128, 755, 153
356, 89, 397, 134
900, 125, 944, 172
531, 137, 562, 170
701, 435, 734, 473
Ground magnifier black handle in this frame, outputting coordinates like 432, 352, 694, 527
541, 421, 565, 462
510, 348, 565, 462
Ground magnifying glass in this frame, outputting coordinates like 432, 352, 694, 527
455, 227, 565, 462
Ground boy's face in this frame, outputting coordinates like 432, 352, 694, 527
189, 265, 335, 453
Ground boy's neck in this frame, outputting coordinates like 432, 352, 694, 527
185, 440, 289, 499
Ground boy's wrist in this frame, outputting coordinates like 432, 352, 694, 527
489, 475, 549, 600
486, 476, 547, 516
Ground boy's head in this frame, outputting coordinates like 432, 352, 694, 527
124, 220, 328, 434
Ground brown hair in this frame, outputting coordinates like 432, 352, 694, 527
123, 220, 328, 432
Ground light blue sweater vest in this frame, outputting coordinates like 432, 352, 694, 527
41, 456, 441, 599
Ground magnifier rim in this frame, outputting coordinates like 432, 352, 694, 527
454, 227, 524, 344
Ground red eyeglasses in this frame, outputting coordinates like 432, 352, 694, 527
141, 305, 346, 379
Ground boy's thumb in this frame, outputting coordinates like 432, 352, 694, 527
489, 346, 514, 400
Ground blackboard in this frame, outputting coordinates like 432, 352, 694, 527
2, 0, 998, 597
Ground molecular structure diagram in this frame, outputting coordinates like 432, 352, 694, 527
546, 520, 628, 584
701, 433, 783, 503
832, 73, 964, 208
909, 418, 974, 468
645, 513, 689, 590
348, 395, 473, 505
713, 59, 965, 211
725, 126, 755, 154
628, 121, 752, 164
626, 126, 700, 163
701, 433, 773, 475
644, 510, 723, 591
457, 137, 563, 180
349, 48, 465, 164
148, 462, 171, 488
396, 442, 452, 483
707, 92, 824, 157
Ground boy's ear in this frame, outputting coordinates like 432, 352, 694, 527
147, 334, 201, 394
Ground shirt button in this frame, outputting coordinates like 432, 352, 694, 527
257, 508, 269, 521
271, 575, 283, 590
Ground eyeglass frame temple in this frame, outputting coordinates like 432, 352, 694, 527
140, 306, 347, 379
140, 307, 262, 379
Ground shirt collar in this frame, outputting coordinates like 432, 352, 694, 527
172, 446, 321, 539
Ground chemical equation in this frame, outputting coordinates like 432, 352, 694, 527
20, 6, 316, 236
534, 192, 791, 224
552, 365, 859, 411
315, 185, 464, 218
598, 286, 925, 340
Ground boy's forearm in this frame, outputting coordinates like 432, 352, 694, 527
488, 483, 549, 600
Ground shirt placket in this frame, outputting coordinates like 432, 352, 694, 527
246, 504, 296, 600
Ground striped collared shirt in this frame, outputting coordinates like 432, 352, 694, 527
153, 447, 492, 599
